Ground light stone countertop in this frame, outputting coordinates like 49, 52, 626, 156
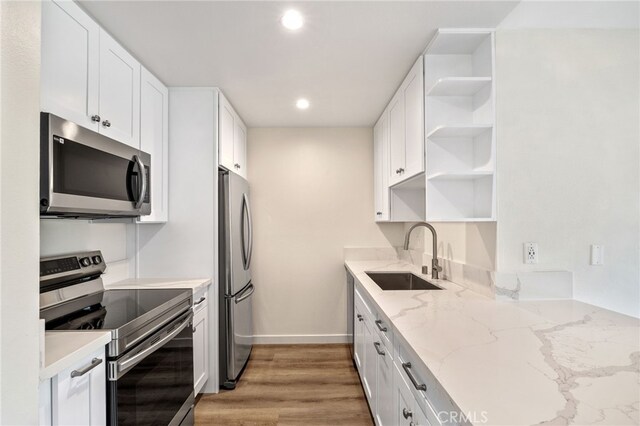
40, 331, 111, 380
345, 259, 640, 426
106, 277, 212, 294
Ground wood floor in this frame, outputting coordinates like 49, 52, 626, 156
195, 344, 374, 425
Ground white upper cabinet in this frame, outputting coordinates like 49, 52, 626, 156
41, 1, 142, 148
374, 113, 390, 221
388, 57, 425, 186
388, 93, 405, 186
138, 67, 169, 223
41, 0, 100, 131
98, 29, 141, 148
233, 120, 247, 179
218, 93, 248, 178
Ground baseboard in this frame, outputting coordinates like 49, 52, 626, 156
253, 334, 350, 344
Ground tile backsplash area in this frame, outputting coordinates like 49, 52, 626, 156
40, 219, 135, 285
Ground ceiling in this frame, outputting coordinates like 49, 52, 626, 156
79, 1, 519, 127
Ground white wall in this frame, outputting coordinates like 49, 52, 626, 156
40, 220, 134, 285
0, 1, 41, 423
248, 128, 404, 342
136, 88, 219, 392
495, 29, 640, 317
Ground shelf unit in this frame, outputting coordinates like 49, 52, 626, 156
424, 29, 496, 222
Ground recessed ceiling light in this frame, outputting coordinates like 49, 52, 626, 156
296, 98, 310, 110
281, 10, 304, 31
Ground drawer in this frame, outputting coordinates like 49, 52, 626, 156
397, 345, 462, 426
374, 314, 393, 348
193, 288, 208, 314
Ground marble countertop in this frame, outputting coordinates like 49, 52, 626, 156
40, 331, 111, 380
345, 259, 640, 425
106, 277, 212, 293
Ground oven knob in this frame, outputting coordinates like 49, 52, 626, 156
80, 257, 91, 267
92, 255, 102, 265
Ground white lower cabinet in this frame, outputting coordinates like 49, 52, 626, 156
353, 283, 446, 426
193, 289, 210, 394
44, 347, 107, 426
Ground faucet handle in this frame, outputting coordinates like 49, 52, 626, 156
432, 259, 443, 272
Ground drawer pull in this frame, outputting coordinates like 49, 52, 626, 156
402, 362, 427, 391
403, 408, 413, 419
357, 314, 364, 322
194, 296, 206, 306
373, 341, 385, 356
375, 319, 387, 332
71, 358, 103, 378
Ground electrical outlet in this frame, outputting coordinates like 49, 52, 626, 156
524, 242, 538, 264
591, 245, 604, 265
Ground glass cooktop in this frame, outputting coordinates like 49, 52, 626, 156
41, 288, 191, 331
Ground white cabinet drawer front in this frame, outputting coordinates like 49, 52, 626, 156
193, 292, 208, 315
374, 315, 393, 348
355, 287, 374, 319
41, 0, 100, 131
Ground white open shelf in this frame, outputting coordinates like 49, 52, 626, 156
426, 77, 491, 97
426, 124, 492, 139
425, 29, 493, 55
427, 170, 493, 180
424, 29, 496, 222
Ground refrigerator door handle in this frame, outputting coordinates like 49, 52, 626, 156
235, 282, 254, 304
241, 193, 253, 270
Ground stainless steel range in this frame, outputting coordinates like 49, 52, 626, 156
39, 250, 195, 426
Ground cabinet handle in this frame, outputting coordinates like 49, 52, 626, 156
395, 168, 400, 174
402, 362, 427, 391
102, 120, 111, 127
91, 115, 101, 122
373, 341, 385, 356
192, 325, 197, 333
376, 212, 382, 216
194, 296, 206, 306
71, 357, 103, 378
357, 314, 364, 322
399, 168, 405, 173
375, 319, 387, 332
403, 408, 413, 419
234, 163, 240, 169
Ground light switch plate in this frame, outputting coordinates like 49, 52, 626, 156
591, 245, 604, 265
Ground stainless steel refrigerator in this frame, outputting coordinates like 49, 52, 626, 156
218, 169, 254, 390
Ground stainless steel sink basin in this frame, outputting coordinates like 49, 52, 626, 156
365, 272, 443, 291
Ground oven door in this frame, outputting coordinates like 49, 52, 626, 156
108, 310, 194, 426
41, 112, 151, 217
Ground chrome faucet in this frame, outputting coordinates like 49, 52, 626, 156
403, 222, 443, 280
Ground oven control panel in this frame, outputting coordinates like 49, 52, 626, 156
39, 250, 106, 287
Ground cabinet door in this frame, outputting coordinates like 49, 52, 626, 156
362, 319, 377, 414
233, 119, 247, 178
395, 363, 418, 426
138, 67, 169, 223
218, 95, 236, 172
354, 301, 365, 371
98, 29, 140, 148
373, 113, 390, 221
403, 58, 425, 179
52, 348, 106, 426
388, 91, 405, 186
193, 302, 209, 394
374, 339, 395, 426
41, 0, 100, 131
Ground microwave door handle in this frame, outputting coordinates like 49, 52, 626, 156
133, 155, 147, 209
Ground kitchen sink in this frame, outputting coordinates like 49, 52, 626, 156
365, 272, 443, 291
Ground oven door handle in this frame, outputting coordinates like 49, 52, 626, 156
109, 310, 193, 381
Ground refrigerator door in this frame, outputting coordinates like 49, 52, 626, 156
226, 281, 254, 381
228, 172, 252, 296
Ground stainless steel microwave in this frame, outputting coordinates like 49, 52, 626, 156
40, 113, 151, 218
